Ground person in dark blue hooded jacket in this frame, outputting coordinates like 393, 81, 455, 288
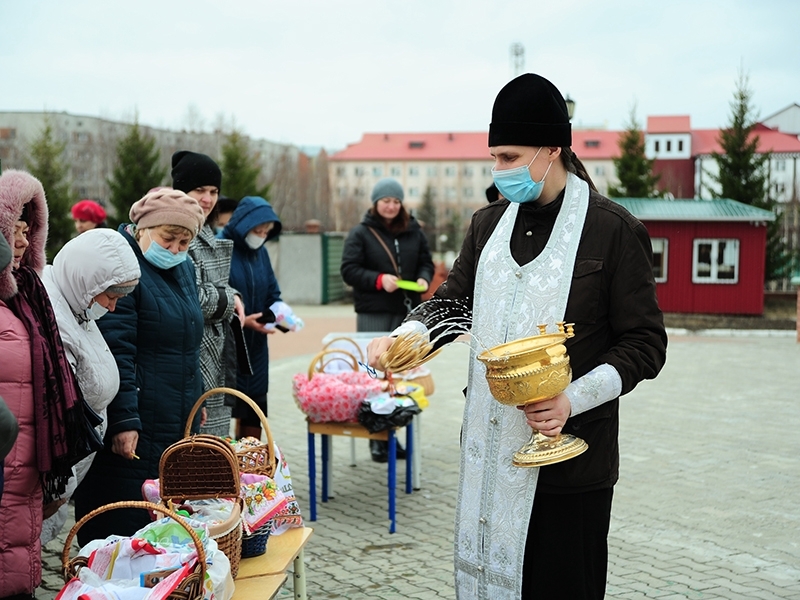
222, 196, 286, 440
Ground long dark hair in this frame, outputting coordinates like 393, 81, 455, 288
560, 147, 598, 193
370, 204, 410, 235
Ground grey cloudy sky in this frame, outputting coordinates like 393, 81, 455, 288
2, 0, 798, 152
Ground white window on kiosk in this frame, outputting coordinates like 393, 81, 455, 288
692, 238, 739, 284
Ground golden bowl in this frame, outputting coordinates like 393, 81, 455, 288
477, 330, 573, 406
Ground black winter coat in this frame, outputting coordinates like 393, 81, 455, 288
341, 212, 435, 315
425, 190, 667, 493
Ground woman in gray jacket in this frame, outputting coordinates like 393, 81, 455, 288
172, 151, 244, 437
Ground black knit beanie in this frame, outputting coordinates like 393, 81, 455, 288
488, 73, 571, 148
171, 150, 222, 193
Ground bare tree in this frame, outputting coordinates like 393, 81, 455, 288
182, 104, 206, 133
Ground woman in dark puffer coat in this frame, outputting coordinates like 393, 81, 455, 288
74, 188, 206, 545
340, 178, 434, 462
340, 178, 434, 332
221, 196, 284, 440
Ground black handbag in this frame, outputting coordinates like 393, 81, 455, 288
80, 400, 105, 454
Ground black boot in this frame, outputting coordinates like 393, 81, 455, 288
370, 439, 406, 462
370, 439, 388, 463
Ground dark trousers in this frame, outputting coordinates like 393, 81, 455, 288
232, 392, 268, 427
356, 312, 406, 334
521, 487, 614, 600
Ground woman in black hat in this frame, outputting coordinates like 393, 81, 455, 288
368, 73, 667, 599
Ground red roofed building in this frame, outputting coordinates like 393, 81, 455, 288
329, 118, 800, 249
329, 132, 495, 231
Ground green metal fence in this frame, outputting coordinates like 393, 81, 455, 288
321, 232, 346, 304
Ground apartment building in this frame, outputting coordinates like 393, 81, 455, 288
0, 111, 296, 205
328, 132, 494, 232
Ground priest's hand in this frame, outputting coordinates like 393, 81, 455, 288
519, 393, 571, 437
367, 336, 394, 369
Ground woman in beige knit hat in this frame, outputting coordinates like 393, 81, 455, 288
73, 187, 209, 544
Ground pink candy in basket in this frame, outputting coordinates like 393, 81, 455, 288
293, 371, 384, 423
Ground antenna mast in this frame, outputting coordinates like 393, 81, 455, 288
510, 43, 525, 77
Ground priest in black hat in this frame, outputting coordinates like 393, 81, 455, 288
368, 74, 667, 599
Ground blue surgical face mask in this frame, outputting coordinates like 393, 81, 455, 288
85, 301, 108, 321
143, 231, 188, 269
491, 147, 552, 204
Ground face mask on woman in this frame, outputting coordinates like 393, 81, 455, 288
491, 147, 553, 204
143, 231, 188, 269
84, 302, 108, 321
245, 232, 266, 250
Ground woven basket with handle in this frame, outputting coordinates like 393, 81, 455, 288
61, 501, 206, 600
321, 336, 365, 362
160, 434, 243, 578
322, 335, 434, 395
186, 387, 277, 478
307, 347, 359, 379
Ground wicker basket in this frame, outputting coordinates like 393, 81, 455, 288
61, 501, 206, 600
321, 336, 365, 362
294, 349, 374, 423
186, 387, 277, 478
241, 519, 272, 558
321, 336, 435, 395
307, 348, 359, 378
398, 371, 435, 396
160, 434, 243, 578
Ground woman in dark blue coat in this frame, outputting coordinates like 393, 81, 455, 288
222, 196, 283, 440
74, 189, 206, 545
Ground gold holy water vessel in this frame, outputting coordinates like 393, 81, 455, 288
477, 322, 588, 467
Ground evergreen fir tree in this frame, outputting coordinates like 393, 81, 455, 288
25, 117, 76, 258
608, 108, 661, 198
107, 122, 166, 227
416, 186, 438, 250
442, 211, 464, 253
711, 71, 791, 281
221, 131, 270, 201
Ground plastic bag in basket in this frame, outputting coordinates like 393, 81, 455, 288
292, 370, 384, 423
56, 561, 192, 600
72, 517, 233, 600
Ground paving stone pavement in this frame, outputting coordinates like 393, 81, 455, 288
37, 308, 800, 599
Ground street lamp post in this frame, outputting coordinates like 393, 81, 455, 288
565, 95, 576, 121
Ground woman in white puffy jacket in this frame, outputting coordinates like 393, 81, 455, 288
40, 228, 140, 544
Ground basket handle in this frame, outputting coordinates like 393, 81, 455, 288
62, 500, 207, 580
321, 336, 365, 362
186, 387, 275, 455
307, 348, 358, 380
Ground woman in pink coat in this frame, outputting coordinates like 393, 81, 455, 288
0, 170, 85, 599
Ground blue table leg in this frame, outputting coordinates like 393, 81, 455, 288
405, 421, 413, 495
321, 434, 329, 503
388, 430, 396, 534
308, 430, 316, 522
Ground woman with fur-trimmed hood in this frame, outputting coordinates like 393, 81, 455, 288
0, 170, 87, 598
